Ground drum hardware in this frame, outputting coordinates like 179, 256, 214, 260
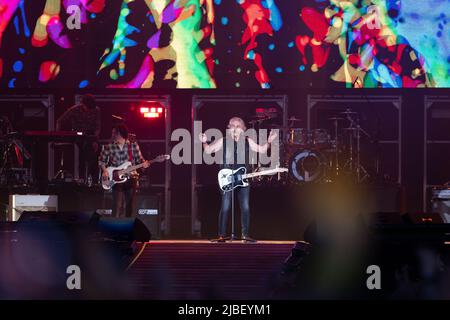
248, 112, 276, 124
328, 117, 345, 179
284, 127, 331, 148
0, 132, 32, 187
52, 142, 74, 181
341, 109, 372, 183
286, 128, 309, 146
248, 116, 273, 125
288, 116, 302, 126
247, 112, 280, 173
265, 108, 387, 185
310, 128, 330, 148
340, 110, 358, 115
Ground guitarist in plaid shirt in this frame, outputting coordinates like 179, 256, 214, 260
99, 124, 149, 217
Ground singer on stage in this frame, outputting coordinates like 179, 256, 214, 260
199, 117, 277, 242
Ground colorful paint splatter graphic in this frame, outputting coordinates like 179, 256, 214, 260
97, 0, 216, 88
0, 0, 448, 88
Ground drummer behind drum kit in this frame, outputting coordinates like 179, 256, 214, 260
254, 108, 376, 185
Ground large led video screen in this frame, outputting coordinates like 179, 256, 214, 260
0, 0, 448, 88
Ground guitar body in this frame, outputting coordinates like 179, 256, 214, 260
218, 167, 249, 192
101, 154, 170, 191
102, 161, 132, 190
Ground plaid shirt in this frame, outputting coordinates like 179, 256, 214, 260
98, 140, 145, 170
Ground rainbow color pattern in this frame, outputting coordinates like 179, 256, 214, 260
0, 0, 448, 88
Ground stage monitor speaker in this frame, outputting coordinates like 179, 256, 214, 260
366, 211, 404, 225
55, 211, 100, 225
403, 212, 444, 224
18, 212, 152, 242
18, 211, 100, 225
9, 194, 58, 221
96, 217, 152, 242
18, 211, 57, 222
135, 192, 162, 239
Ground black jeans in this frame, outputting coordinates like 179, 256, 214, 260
218, 186, 250, 237
112, 178, 137, 218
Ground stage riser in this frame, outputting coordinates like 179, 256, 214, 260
127, 242, 295, 300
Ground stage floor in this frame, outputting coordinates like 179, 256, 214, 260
126, 240, 299, 300
137, 240, 296, 245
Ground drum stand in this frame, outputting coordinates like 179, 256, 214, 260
332, 118, 341, 178
53, 143, 72, 181
325, 117, 345, 182
343, 119, 370, 183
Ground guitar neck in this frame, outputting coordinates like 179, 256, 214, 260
242, 169, 282, 179
122, 158, 159, 173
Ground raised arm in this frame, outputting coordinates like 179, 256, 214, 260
248, 130, 278, 153
199, 133, 223, 154
56, 106, 76, 131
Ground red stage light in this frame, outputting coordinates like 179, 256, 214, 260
139, 102, 164, 119
144, 112, 160, 118
255, 107, 277, 114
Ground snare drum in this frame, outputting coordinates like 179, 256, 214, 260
311, 129, 330, 148
286, 128, 309, 146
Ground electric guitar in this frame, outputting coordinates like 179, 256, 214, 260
218, 166, 288, 192
102, 154, 170, 190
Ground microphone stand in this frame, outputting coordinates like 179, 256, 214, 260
211, 138, 240, 243
229, 170, 238, 242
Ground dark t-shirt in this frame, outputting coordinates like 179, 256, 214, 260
222, 137, 250, 170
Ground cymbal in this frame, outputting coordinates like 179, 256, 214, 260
341, 110, 358, 115
328, 117, 345, 121
249, 114, 273, 120
288, 116, 302, 122
343, 127, 358, 131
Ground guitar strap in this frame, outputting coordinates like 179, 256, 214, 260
127, 142, 133, 164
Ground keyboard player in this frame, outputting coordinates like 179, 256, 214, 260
56, 94, 101, 183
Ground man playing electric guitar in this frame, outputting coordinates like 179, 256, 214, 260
99, 124, 149, 218
200, 117, 278, 243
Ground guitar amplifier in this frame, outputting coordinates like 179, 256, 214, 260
93, 191, 162, 238
431, 187, 450, 223
135, 192, 162, 239
8, 194, 58, 221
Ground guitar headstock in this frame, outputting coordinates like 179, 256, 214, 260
154, 154, 170, 162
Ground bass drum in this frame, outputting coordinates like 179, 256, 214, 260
288, 149, 328, 183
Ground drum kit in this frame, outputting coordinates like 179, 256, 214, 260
250, 108, 374, 185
